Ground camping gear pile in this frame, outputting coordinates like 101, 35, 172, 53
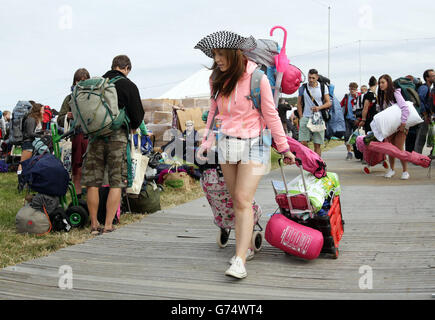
267, 158, 344, 259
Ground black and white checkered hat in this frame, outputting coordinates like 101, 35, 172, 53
194, 31, 257, 58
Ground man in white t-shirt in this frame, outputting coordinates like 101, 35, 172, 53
296, 69, 332, 156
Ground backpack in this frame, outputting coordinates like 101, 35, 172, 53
42, 105, 53, 130
9, 100, 33, 145
29, 193, 71, 232
325, 85, 346, 140
393, 77, 421, 112
125, 181, 162, 214
20, 153, 70, 196
70, 76, 129, 138
245, 38, 302, 112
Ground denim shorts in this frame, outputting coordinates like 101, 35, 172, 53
217, 133, 270, 165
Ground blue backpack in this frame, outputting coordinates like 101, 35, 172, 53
20, 153, 70, 196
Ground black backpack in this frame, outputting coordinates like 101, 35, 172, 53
393, 77, 421, 111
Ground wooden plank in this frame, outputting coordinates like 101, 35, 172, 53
0, 145, 434, 300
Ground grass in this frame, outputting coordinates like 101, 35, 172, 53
0, 139, 343, 269
0, 171, 204, 269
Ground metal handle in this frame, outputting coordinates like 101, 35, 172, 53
278, 157, 308, 194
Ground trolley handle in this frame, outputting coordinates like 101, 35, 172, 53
278, 157, 308, 194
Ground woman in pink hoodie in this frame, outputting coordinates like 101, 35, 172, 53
195, 31, 296, 279
378, 74, 410, 180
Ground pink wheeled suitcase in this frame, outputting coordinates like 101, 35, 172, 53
200, 165, 263, 251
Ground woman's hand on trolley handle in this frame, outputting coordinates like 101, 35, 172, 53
282, 151, 297, 165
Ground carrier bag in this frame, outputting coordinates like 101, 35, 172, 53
265, 213, 323, 260
126, 135, 149, 195
60, 116, 73, 172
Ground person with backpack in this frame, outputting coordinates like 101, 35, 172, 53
194, 31, 296, 279
296, 69, 332, 156
0, 111, 6, 146
415, 69, 435, 154
378, 74, 410, 180
17, 102, 45, 190
57, 68, 91, 200
359, 76, 378, 134
340, 82, 360, 160
80, 55, 144, 235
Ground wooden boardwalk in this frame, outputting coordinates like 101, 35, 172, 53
1, 145, 434, 300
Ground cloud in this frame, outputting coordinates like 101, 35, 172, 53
1, 0, 434, 110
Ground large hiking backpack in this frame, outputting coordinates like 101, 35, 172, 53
9, 100, 33, 145
245, 38, 302, 111
70, 76, 129, 137
393, 77, 421, 111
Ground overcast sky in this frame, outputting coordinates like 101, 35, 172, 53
1, 0, 434, 111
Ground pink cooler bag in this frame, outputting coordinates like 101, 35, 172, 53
265, 214, 324, 260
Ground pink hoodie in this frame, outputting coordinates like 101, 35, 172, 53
201, 60, 290, 153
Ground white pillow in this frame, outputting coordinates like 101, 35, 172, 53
370, 101, 423, 141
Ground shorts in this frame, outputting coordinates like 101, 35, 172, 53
22, 141, 34, 152
217, 133, 270, 165
298, 117, 325, 145
81, 130, 128, 188
71, 132, 88, 175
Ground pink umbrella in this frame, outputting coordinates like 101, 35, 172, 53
272, 136, 327, 178
367, 142, 431, 168
270, 26, 289, 107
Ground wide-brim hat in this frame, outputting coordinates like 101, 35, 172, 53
194, 31, 257, 58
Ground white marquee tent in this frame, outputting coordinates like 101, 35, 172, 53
158, 68, 212, 99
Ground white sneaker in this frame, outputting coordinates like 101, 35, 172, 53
384, 169, 395, 178
401, 172, 410, 180
225, 256, 247, 279
229, 248, 254, 265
